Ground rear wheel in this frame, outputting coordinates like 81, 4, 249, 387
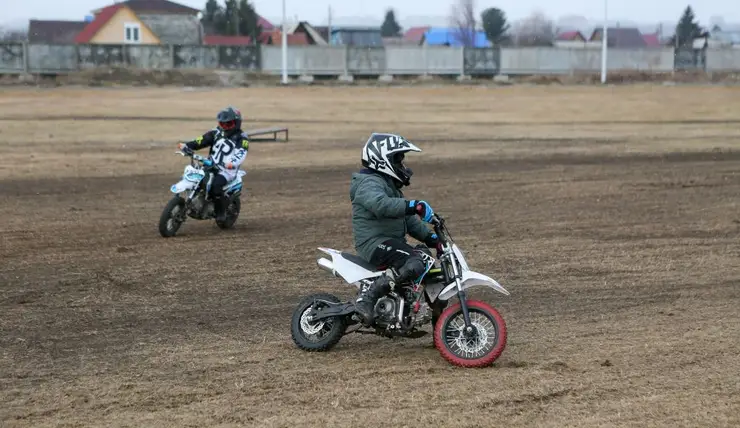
433, 300, 507, 368
291, 293, 347, 352
159, 196, 186, 238
216, 197, 240, 229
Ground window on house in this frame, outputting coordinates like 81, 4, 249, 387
124, 23, 141, 43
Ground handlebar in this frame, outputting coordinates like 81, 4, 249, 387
415, 203, 443, 227
175, 150, 206, 162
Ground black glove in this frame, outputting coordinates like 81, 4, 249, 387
179, 143, 194, 155
424, 233, 443, 256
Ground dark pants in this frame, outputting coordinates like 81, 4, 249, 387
368, 238, 429, 284
355, 238, 432, 325
208, 173, 229, 218
209, 173, 228, 199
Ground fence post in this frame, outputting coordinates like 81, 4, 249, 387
169, 44, 175, 69
344, 45, 349, 77
460, 47, 465, 77
22, 42, 29, 73
258, 44, 264, 72
423, 43, 428, 76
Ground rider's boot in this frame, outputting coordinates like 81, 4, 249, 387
214, 196, 229, 223
355, 272, 395, 327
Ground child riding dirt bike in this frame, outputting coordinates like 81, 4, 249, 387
288, 132, 510, 368
178, 106, 249, 223
351, 132, 443, 326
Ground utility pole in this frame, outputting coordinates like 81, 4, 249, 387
281, 0, 288, 84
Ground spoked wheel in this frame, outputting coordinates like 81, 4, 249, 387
216, 198, 240, 229
433, 300, 507, 368
159, 196, 186, 238
428, 298, 449, 328
290, 293, 347, 352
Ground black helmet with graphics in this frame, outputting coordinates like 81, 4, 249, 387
361, 132, 421, 187
217, 106, 242, 137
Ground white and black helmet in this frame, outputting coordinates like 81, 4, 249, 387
361, 133, 421, 186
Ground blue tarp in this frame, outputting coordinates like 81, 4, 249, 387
424, 28, 490, 47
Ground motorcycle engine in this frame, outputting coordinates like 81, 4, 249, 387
188, 193, 211, 219
374, 296, 397, 326
413, 302, 433, 326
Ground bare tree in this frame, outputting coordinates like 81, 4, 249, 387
512, 11, 555, 47
0, 26, 28, 42
449, 0, 477, 47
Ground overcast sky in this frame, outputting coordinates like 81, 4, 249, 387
2, 0, 736, 28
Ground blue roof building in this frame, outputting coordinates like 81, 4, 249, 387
422, 27, 490, 47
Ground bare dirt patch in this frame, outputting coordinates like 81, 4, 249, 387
1, 86, 739, 427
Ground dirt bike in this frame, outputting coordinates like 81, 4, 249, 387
290, 210, 510, 368
158, 150, 246, 237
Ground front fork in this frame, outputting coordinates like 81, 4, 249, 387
445, 248, 475, 332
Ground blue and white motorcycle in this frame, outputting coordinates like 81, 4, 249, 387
158, 150, 246, 237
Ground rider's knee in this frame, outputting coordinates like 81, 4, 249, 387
398, 252, 427, 280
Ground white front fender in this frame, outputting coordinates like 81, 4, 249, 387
438, 270, 510, 301
170, 179, 197, 193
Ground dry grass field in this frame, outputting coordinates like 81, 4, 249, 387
1, 85, 739, 427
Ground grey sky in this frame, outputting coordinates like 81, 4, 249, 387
3, 0, 736, 28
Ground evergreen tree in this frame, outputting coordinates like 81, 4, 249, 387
481, 7, 510, 45
674, 5, 703, 46
202, 0, 221, 26
237, 0, 261, 41
380, 9, 402, 37
200, 0, 262, 42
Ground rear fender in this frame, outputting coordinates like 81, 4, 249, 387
316, 247, 382, 285
224, 170, 246, 194
438, 270, 510, 301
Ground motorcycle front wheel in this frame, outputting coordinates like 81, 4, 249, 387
158, 195, 186, 238
433, 300, 507, 368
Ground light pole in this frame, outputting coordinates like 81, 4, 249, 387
600, 0, 608, 84
281, 0, 288, 84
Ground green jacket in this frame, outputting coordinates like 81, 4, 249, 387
349, 169, 433, 261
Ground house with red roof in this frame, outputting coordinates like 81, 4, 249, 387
553, 30, 598, 48
642, 33, 661, 47
556, 31, 586, 42
29, 0, 276, 46
403, 26, 430, 45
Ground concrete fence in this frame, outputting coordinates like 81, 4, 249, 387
1, 43, 737, 76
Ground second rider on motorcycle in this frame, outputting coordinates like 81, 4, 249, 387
179, 107, 249, 223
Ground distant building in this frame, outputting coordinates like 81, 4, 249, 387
329, 27, 383, 46
402, 26, 430, 45
421, 28, 489, 47
642, 33, 661, 47
76, 0, 203, 45
589, 27, 649, 48
553, 30, 596, 48
694, 30, 740, 48
287, 22, 328, 45
28, 20, 88, 43
556, 31, 586, 42
27, 0, 276, 46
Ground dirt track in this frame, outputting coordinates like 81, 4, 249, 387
1, 86, 739, 427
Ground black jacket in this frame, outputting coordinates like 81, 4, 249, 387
185, 128, 250, 155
